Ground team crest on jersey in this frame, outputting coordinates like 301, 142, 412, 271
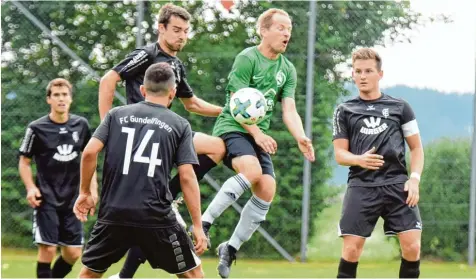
382, 108, 389, 119
276, 70, 286, 87
72, 131, 79, 143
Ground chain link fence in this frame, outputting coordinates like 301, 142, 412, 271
1, 0, 471, 263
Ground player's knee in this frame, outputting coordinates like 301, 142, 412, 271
63, 247, 82, 263
253, 175, 276, 202
38, 244, 57, 262
401, 240, 421, 260
210, 137, 226, 162
342, 243, 363, 262
233, 156, 262, 184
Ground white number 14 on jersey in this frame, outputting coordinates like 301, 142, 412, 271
121, 127, 162, 177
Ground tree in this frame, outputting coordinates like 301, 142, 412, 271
418, 138, 471, 261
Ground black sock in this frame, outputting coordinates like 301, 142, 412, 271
169, 154, 217, 199
52, 256, 73, 278
203, 221, 211, 231
399, 258, 420, 278
36, 262, 51, 278
119, 246, 147, 279
337, 258, 358, 278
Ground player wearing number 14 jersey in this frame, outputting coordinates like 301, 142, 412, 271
75, 63, 207, 278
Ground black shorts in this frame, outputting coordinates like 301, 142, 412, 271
32, 203, 83, 246
220, 132, 275, 178
81, 222, 201, 274
339, 184, 422, 237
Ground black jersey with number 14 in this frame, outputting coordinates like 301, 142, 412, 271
93, 101, 198, 228
332, 94, 420, 187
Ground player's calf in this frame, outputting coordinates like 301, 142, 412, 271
398, 230, 421, 278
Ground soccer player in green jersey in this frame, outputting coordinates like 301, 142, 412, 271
197, 8, 315, 278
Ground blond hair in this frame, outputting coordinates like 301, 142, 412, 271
256, 8, 290, 38
352, 48, 382, 71
46, 78, 73, 97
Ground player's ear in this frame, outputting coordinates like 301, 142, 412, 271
46, 96, 52, 105
140, 85, 147, 98
158, 23, 166, 35
379, 70, 384, 80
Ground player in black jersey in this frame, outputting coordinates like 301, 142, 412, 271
332, 48, 424, 278
18, 78, 97, 278
75, 63, 207, 278
99, 4, 223, 278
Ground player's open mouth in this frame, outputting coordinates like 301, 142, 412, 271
282, 40, 288, 46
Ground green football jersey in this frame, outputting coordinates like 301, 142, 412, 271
212, 46, 297, 137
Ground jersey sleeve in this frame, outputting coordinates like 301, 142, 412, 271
332, 105, 349, 140
81, 118, 92, 151
176, 63, 194, 98
225, 54, 253, 93
175, 121, 199, 166
93, 110, 113, 144
112, 48, 152, 80
280, 64, 297, 100
18, 124, 38, 158
400, 100, 419, 137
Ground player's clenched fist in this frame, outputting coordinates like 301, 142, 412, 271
357, 147, 385, 170
26, 187, 42, 208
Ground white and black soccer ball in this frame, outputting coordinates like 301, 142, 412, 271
229, 87, 267, 125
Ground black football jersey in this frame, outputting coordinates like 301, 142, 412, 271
93, 101, 198, 228
113, 42, 193, 104
332, 94, 419, 187
19, 114, 91, 208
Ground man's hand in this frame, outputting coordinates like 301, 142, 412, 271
405, 177, 420, 207
356, 147, 385, 170
298, 136, 315, 162
26, 187, 42, 208
253, 133, 277, 154
191, 225, 208, 256
73, 193, 97, 222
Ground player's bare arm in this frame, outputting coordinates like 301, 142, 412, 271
74, 138, 104, 222
18, 156, 42, 208
333, 139, 385, 170
281, 97, 315, 162
178, 163, 207, 255
180, 95, 223, 117
404, 133, 424, 207
98, 70, 122, 121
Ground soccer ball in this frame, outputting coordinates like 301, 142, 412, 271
229, 87, 267, 125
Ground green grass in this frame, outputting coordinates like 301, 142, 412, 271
3, 201, 476, 278
2, 248, 476, 278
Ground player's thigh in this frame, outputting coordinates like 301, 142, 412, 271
192, 132, 225, 159
33, 204, 60, 246
81, 223, 132, 274
221, 133, 262, 183
138, 224, 201, 275
339, 186, 384, 238
58, 208, 84, 247
382, 184, 422, 236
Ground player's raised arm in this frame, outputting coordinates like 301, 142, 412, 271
98, 70, 121, 121
180, 95, 223, 117
177, 63, 223, 117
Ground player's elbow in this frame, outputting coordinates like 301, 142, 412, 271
178, 164, 198, 188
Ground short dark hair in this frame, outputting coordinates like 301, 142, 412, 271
158, 3, 191, 28
46, 78, 73, 97
144, 63, 176, 96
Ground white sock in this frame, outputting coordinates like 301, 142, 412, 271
202, 174, 251, 224
228, 194, 270, 250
